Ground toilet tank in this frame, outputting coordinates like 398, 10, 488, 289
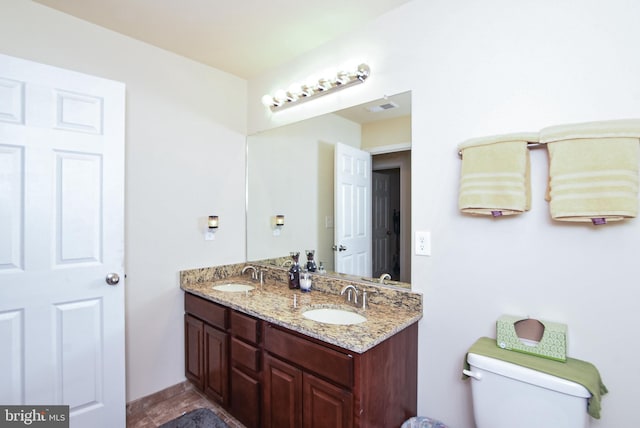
466, 353, 591, 428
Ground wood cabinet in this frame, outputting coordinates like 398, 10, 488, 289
264, 322, 418, 428
185, 292, 418, 428
264, 354, 302, 428
263, 325, 353, 428
184, 314, 204, 390
184, 293, 229, 406
203, 324, 228, 403
230, 310, 262, 428
303, 372, 353, 428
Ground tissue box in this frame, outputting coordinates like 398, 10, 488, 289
496, 315, 567, 362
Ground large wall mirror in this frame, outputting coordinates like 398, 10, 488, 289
246, 91, 412, 289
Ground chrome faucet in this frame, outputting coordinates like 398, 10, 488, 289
379, 273, 392, 283
340, 284, 359, 306
242, 265, 257, 279
281, 259, 293, 267
360, 288, 378, 310
241, 265, 263, 287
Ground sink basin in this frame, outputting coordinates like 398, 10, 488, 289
212, 283, 255, 292
302, 308, 366, 325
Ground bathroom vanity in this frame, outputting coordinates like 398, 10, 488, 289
181, 263, 422, 428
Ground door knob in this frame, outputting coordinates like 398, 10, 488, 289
332, 245, 347, 252
105, 273, 120, 285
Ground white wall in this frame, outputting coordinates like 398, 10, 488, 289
0, 0, 247, 401
248, 0, 640, 426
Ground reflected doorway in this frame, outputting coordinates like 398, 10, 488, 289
372, 151, 411, 282
372, 168, 400, 279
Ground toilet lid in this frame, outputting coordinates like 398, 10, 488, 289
468, 353, 591, 398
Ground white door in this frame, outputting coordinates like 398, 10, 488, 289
372, 171, 391, 278
0, 54, 125, 427
334, 142, 372, 277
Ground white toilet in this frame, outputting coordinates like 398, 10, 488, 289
465, 352, 592, 428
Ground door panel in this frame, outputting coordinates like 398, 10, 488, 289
264, 354, 302, 428
303, 372, 353, 428
0, 53, 125, 428
204, 324, 229, 404
55, 299, 103, 410
0, 309, 23, 404
0, 144, 23, 271
55, 152, 103, 265
334, 143, 372, 277
185, 314, 204, 389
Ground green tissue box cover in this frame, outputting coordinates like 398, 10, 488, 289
496, 315, 567, 362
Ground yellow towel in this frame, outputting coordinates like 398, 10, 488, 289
541, 119, 640, 223
458, 133, 539, 216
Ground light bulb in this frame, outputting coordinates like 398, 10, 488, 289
317, 78, 332, 91
304, 74, 319, 90
288, 82, 302, 96
356, 63, 371, 81
336, 70, 350, 85
322, 67, 338, 81
261, 94, 274, 107
274, 89, 287, 102
300, 84, 314, 97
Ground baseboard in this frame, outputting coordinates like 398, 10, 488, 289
126, 380, 194, 416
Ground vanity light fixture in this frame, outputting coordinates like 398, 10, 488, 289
205, 215, 218, 241
261, 63, 371, 112
273, 214, 285, 236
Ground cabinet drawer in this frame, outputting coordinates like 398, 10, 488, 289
184, 293, 228, 330
264, 325, 353, 389
231, 311, 261, 344
231, 337, 260, 373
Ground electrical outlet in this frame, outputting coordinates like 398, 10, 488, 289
415, 230, 431, 256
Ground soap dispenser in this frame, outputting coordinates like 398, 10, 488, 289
288, 252, 300, 289
305, 249, 317, 272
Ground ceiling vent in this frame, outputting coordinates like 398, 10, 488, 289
366, 101, 399, 113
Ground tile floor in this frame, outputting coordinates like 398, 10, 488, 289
126, 382, 245, 428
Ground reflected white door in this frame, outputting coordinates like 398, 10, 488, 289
0, 54, 125, 427
334, 142, 371, 277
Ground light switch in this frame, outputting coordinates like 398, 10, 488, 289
325, 216, 334, 228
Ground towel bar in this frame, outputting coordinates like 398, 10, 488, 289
458, 141, 545, 158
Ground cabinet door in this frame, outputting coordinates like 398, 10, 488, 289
231, 367, 261, 428
303, 373, 353, 428
264, 354, 302, 428
204, 324, 229, 405
184, 314, 204, 389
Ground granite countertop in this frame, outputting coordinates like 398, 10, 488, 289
181, 276, 422, 354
